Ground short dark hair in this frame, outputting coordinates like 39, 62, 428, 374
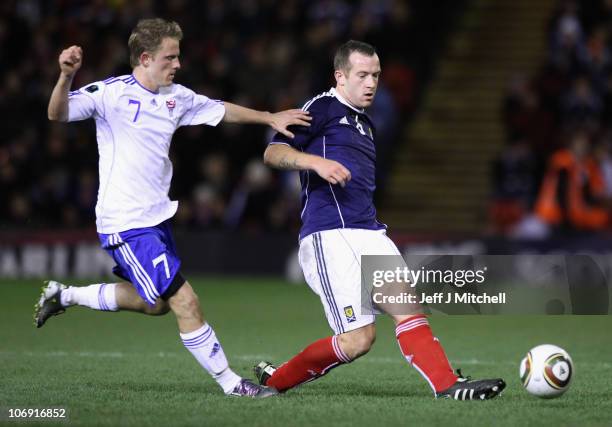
128, 18, 183, 67
333, 40, 377, 73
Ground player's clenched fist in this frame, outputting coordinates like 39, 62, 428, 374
313, 157, 352, 187
58, 45, 83, 77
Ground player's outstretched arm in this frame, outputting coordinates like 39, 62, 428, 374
264, 144, 351, 187
48, 45, 83, 121
222, 102, 311, 138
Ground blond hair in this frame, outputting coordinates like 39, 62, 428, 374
128, 18, 183, 67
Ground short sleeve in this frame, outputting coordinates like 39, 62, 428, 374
67, 82, 105, 122
268, 101, 326, 150
178, 88, 226, 127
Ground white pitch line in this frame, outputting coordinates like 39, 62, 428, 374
1, 351, 610, 369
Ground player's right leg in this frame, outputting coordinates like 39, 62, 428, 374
255, 231, 374, 392
255, 324, 375, 390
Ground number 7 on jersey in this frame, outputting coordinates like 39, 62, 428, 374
128, 99, 141, 122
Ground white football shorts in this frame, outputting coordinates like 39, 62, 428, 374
298, 228, 401, 335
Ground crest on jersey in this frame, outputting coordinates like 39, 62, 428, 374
166, 99, 176, 116
344, 305, 356, 323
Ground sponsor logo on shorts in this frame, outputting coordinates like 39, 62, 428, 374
344, 305, 356, 323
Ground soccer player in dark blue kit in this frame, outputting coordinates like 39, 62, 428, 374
254, 40, 506, 400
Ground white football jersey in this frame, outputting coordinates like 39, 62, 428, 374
68, 75, 225, 233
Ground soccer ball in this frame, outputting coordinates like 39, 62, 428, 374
519, 344, 573, 398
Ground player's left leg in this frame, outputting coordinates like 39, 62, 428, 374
168, 280, 275, 397
390, 312, 505, 399
33, 228, 177, 324
373, 231, 506, 400
389, 312, 458, 393
34, 280, 171, 327
114, 282, 170, 314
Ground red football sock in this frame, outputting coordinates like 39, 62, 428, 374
267, 335, 350, 392
395, 315, 457, 392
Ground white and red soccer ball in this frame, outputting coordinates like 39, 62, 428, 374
519, 344, 573, 398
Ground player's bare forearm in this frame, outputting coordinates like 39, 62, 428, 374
222, 102, 311, 138
264, 144, 352, 187
264, 144, 316, 170
48, 45, 83, 122
48, 74, 73, 121
222, 102, 268, 124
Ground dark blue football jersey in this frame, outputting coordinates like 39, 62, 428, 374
269, 88, 386, 240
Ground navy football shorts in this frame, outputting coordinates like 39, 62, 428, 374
98, 220, 185, 305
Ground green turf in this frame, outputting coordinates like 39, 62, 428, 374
0, 278, 611, 427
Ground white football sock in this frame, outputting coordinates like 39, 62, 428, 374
180, 323, 242, 393
60, 283, 119, 311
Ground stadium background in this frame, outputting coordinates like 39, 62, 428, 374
1, 1, 611, 426
4, 0, 612, 277
1, 0, 463, 277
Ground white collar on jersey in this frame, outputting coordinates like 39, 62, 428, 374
330, 87, 365, 114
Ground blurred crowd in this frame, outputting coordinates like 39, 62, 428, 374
492, 0, 612, 238
0, 0, 436, 232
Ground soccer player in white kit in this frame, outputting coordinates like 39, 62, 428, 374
34, 18, 310, 398
254, 40, 506, 400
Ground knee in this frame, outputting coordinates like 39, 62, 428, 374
354, 328, 376, 355
338, 325, 376, 360
144, 300, 171, 316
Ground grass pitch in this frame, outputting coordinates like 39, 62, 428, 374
0, 278, 611, 426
